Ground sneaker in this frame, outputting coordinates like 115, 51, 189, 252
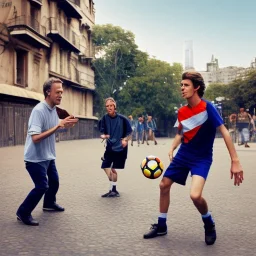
204, 223, 217, 245
245, 144, 250, 148
101, 190, 111, 197
43, 203, 65, 212
108, 191, 120, 197
143, 224, 167, 239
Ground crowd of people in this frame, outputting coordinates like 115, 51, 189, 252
127, 114, 158, 147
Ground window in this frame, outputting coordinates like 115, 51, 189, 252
89, 0, 92, 13
16, 49, 28, 87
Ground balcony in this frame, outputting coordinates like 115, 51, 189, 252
7, 15, 51, 48
57, 0, 82, 19
79, 71, 95, 90
29, 0, 42, 7
49, 68, 95, 91
47, 17, 80, 53
79, 44, 95, 63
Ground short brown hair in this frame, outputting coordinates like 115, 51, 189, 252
43, 77, 63, 98
182, 72, 205, 98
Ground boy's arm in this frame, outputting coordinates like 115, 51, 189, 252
218, 124, 244, 186
168, 132, 182, 162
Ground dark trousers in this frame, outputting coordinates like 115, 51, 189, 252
17, 160, 59, 216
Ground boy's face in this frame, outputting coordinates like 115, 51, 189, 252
180, 79, 198, 99
105, 100, 116, 116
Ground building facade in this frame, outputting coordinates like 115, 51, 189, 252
0, 0, 97, 147
200, 55, 256, 87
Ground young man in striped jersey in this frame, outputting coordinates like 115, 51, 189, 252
143, 72, 244, 245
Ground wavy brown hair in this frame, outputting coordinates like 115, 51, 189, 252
182, 72, 205, 98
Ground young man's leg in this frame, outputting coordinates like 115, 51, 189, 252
107, 151, 127, 197
101, 150, 114, 197
143, 177, 174, 239
190, 175, 216, 245
101, 167, 113, 197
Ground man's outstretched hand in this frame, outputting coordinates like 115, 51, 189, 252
230, 160, 244, 186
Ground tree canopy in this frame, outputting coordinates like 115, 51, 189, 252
92, 24, 183, 122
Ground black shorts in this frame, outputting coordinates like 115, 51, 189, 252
101, 149, 127, 169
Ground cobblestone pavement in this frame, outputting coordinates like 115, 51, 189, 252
0, 138, 255, 256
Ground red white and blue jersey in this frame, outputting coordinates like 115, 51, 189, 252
177, 99, 223, 160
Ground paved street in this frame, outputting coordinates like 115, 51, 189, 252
0, 138, 255, 256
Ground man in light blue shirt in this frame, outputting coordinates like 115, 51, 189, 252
16, 77, 78, 226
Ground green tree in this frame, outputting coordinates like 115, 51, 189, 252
92, 24, 139, 117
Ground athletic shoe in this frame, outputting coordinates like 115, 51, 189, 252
143, 223, 167, 239
101, 190, 111, 197
108, 191, 120, 197
203, 218, 217, 245
43, 203, 65, 212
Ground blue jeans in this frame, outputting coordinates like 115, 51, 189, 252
17, 160, 59, 216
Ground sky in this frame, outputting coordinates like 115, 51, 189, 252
94, 0, 256, 71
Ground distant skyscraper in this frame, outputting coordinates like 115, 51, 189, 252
184, 40, 194, 70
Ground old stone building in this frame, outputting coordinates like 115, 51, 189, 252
0, 0, 97, 147
200, 55, 256, 87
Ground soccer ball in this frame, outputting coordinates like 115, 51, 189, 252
140, 155, 164, 179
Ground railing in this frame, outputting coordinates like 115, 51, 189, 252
7, 15, 46, 37
71, 65, 95, 89
48, 17, 80, 49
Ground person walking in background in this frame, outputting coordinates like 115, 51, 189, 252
147, 114, 158, 145
142, 115, 149, 145
136, 115, 144, 146
237, 107, 253, 148
16, 77, 78, 226
128, 115, 136, 146
98, 97, 132, 198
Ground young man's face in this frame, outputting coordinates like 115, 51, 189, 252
105, 100, 116, 116
48, 82, 63, 106
180, 79, 198, 99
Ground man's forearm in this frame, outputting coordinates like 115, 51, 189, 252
169, 134, 182, 153
32, 125, 60, 143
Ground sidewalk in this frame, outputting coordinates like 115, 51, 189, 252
0, 138, 255, 256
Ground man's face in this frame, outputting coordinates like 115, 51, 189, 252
105, 100, 116, 116
48, 82, 63, 106
180, 79, 198, 99
240, 108, 244, 113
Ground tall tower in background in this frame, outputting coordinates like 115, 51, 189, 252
184, 40, 194, 70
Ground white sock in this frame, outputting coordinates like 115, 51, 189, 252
159, 213, 167, 219
202, 212, 211, 218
